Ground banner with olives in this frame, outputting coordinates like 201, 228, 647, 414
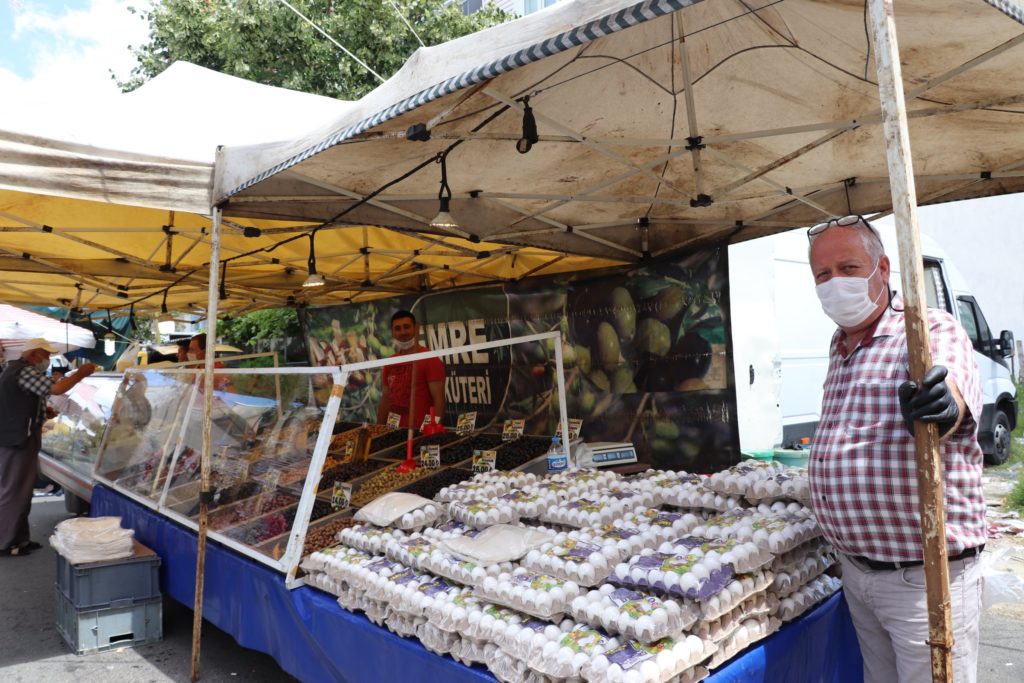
302, 247, 737, 473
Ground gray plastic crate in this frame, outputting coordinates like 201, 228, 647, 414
55, 540, 161, 610
55, 590, 162, 655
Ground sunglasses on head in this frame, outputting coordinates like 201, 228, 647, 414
807, 214, 881, 243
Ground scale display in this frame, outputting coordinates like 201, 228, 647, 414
578, 442, 638, 468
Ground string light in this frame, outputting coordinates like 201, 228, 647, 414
429, 152, 459, 230
303, 232, 326, 288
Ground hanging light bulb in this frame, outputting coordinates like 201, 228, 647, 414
303, 231, 326, 287
429, 152, 459, 230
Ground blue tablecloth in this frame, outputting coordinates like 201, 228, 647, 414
92, 485, 863, 683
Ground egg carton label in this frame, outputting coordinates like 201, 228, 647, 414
558, 539, 603, 563
599, 525, 641, 541
419, 578, 456, 597
605, 640, 653, 669
560, 625, 608, 653
512, 573, 561, 592
610, 587, 645, 607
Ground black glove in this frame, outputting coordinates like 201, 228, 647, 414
897, 365, 960, 437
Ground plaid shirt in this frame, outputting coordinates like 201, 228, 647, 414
16, 362, 53, 426
808, 298, 986, 562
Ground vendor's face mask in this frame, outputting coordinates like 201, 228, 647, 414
394, 338, 417, 351
815, 260, 885, 328
187, 352, 199, 362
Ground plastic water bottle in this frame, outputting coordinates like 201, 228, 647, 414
546, 436, 567, 472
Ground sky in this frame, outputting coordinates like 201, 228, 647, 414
0, 0, 149, 102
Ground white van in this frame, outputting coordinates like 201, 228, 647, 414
730, 224, 1017, 465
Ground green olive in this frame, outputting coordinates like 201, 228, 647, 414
653, 287, 686, 321
595, 322, 621, 370
575, 346, 592, 375
611, 287, 636, 342
589, 369, 611, 392
611, 366, 638, 394
654, 420, 680, 440
580, 391, 597, 413
636, 318, 672, 356
560, 341, 577, 367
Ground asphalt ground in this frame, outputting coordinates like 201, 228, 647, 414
1, 495, 1022, 682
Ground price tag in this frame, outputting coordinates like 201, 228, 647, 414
344, 440, 355, 460
502, 419, 525, 442
386, 412, 402, 430
456, 411, 477, 436
420, 445, 441, 469
421, 413, 433, 431
568, 418, 583, 441
472, 449, 497, 473
332, 481, 353, 509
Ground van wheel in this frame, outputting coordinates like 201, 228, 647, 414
64, 492, 90, 516
985, 410, 1012, 466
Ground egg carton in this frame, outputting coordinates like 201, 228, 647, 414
451, 637, 498, 667
497, 617, 575, 661
354, 492, 442, 530
706, 616, 781, 670
418, 620, 462, 656
770, 537, 833, 574
693, 511, 820, 556
423, 589, 484, 633
662, 483, 744, 513
476, 569, 583, 620
589, 523, 664, 559
337, 523, 406, 554
689, 593, 777, 643
328, 555, 404, 591
301, 545, 371, 575
436, 479, 511, 503
569, 585, 700, 643
752, 500, 812, 519
703, 461, 786, 496
772, 553, 838, 599
304, 570, 346, 597
472, 470, 540, 490
421, 518, 482, 542
363, 564, 432, 603
486, 648, 537, 683
582, 635, 717, 683
521, 535, 620, 587
497, 489, 561, 519
465, 603, 529, 641
385, 611, 426, 638
610, 549, 736, 602
774, 575, 842, 622
385, 534, 438, 568
337, 589, 388, 619
549, 468, 621, 489
527, 622, 618, 680
744, 470, 811, 505
361, 597, 392, 626
420, 547, 513, 586
619, 508, 705, 545
697, 569, 774, 622
448, 498, 520, 529
540, 493, 646, 529
656, 536, 773, 574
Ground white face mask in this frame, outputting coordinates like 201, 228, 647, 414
394, 338, 417, 351
187, 352, 199, 362
815, 261, 886, 328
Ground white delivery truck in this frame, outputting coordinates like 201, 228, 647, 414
730, 224, 1017, 465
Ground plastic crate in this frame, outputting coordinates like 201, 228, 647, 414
773, 448, 810, 468
55, 590, 162, 655
55, 540, 161, 610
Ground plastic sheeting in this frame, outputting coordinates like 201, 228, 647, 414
91, 485, 863, 683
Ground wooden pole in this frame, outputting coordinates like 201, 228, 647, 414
191, 206, 223, 682
867, 2, 953, 681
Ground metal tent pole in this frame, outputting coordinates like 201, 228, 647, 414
867, 2, 953, 681
191, 206, 223, 681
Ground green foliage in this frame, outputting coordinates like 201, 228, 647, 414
219, 308, 300, 350
121, 0, 513, 98
1009, 476, 1024, 512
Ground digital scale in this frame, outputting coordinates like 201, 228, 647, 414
575, 441, 638, 468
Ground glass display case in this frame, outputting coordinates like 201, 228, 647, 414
93, 331, 569, 585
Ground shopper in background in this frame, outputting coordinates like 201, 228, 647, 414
0, 338, 97, 556
176, 338, 190, 363
806, 215, 985, 683
377, 310, 445, 429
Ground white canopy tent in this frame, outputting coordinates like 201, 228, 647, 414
0, 304, 95, 360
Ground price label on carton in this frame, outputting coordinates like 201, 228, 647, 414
332, 481, 353, 510
421, 413, 433, 430
472, 449, 497, 473
568, 418, 583, 441
420, 444, 441, 469
502, 419, 525, 441
386, 412, 402, 430
456, 411, 477, 436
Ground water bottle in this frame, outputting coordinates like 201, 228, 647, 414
546, 436, 567, 472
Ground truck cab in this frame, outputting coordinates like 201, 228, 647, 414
730, 224, 1017, 465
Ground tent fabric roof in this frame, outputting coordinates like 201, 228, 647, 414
0, 304, 95, 356
217, 0, 1024, 261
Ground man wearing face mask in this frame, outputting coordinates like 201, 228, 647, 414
377, 310, 445, 429
0, 338, 97, 556
807, 216, 985, 683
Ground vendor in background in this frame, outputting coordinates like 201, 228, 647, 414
0, 339, 97, 556
188, 333, 232, 391
176, 338, 190, 363
376, 310, 445, 429
806, 215, 984, 683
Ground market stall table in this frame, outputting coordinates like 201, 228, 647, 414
91, 484, 864, 683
